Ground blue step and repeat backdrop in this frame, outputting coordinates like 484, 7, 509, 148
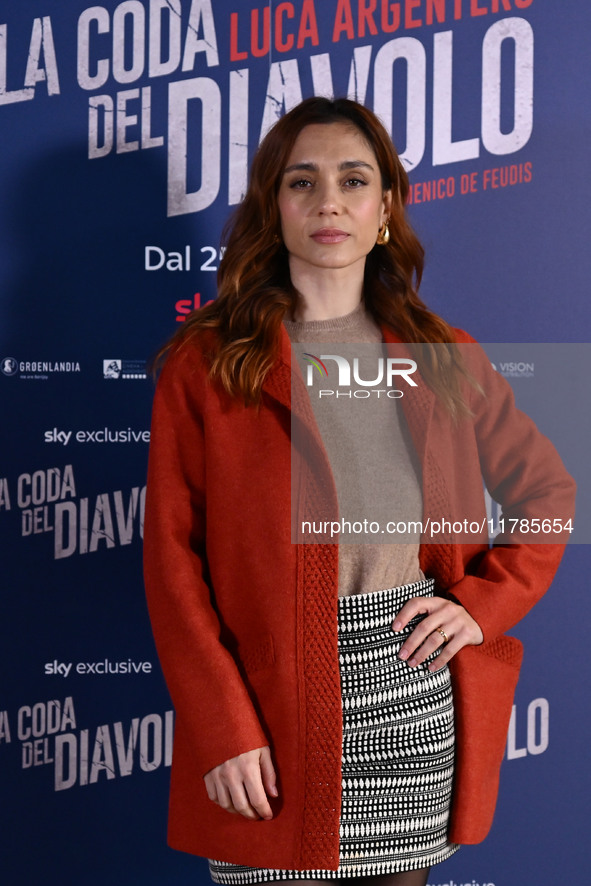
1, 2, 589, 884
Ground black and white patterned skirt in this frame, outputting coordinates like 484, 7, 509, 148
209, 579, 459, 883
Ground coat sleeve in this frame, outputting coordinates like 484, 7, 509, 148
143, 344, 269, 777
446, 333, 576, 642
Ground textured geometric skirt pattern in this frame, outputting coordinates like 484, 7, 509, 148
209, 579, 459, 883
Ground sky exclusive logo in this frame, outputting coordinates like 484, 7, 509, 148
303, 352, 418, 398
44, 428, 150, 445
44, 659, 153, 677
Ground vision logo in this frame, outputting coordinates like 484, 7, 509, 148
303, 352, 418, 399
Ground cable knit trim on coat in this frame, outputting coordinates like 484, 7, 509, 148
299, 542, 342, 866
477, 636, 523, 669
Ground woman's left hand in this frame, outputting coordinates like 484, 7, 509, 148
392, 596, 483, 672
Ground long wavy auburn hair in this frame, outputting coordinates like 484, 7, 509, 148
156, 97, 476, 417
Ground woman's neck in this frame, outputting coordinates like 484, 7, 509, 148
288, 261, 365, 322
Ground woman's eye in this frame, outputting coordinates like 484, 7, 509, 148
289, 179, 313, 189
344, 177, 366, 188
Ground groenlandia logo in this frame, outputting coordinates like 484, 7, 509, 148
303, 353, 417, 399
1, 357, 18, 376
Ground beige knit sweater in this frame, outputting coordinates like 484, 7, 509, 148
284, 301, 424, 596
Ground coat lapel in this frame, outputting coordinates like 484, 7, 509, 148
264, 324, 340, 540
381, 328, 457, 582
381, 326, 436, 466
262, 324, 320, 432
260, 324, 292, 411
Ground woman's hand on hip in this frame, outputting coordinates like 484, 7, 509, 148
203, 746, 278, 820
392, 595, 484, 672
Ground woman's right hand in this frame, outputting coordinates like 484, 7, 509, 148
203, 745, 278, 820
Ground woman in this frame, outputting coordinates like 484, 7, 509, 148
144, 98, 574, 886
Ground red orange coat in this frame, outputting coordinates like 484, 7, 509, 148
143, 325, 574, 868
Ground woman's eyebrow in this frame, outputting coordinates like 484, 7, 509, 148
283, 160, 375, 174
339, 160, 374, 171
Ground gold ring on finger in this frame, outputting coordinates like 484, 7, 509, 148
437, 628, 449, 645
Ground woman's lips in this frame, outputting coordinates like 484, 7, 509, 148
310, 228, 349, 244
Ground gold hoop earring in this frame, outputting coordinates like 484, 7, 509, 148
376, 221, 390, 245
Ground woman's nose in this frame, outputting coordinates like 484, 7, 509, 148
316, 181, 342, 213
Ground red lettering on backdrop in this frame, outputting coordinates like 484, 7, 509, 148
251, 7, 271, 58
405, 0, 423, 28
454, 0, 462, 19
358, 0, 378, 38
381, 0, 401, 33
333, 0, 355, 41
426, 0, 446, 25
491, 0, 512, 11
298, 0, 319, 48
482, 162, 533, 190
515, 0, 534, 7
229, 13, 247, 61
275, 3, 295, 53
470, 0, 488, 16
176, 294, 202, 322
